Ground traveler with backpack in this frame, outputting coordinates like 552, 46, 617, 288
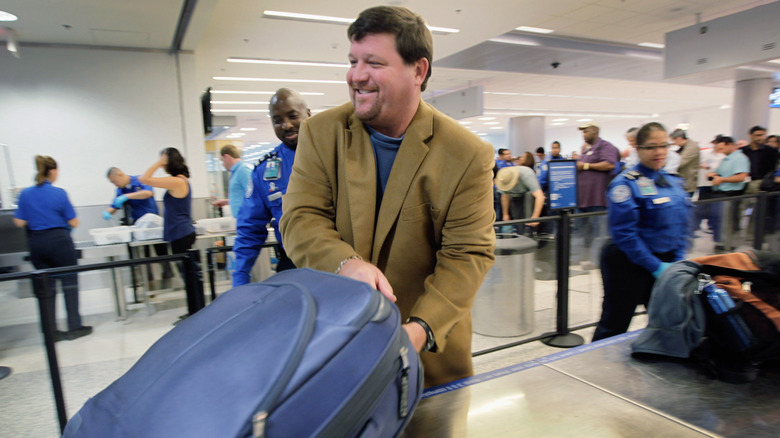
593, 122, 692, 341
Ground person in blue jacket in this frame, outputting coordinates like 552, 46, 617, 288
14, 155, 91, 341
102, 167, 159, 223
232, 88, 311, 286
593, 122, 692, 341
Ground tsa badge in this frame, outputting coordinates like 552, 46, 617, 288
610, 184, 631, 203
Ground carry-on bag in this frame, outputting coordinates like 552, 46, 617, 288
62, 268, 423, 437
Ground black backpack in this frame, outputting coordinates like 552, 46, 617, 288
632, 251, 780, 382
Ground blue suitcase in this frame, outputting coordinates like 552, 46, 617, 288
62, 268, 423, 437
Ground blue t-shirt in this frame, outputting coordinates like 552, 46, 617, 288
713, 149, 750, 192
15, 181, 77, 230
228, 160, 253, 217
368, 126, 403, 208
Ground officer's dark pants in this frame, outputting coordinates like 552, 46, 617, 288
28, 228, 82, 331
592, 242, 675, 342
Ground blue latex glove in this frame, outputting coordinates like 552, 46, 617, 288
652, 262, 672, 279
112, 195, 129, 209
102, 210, 112, 221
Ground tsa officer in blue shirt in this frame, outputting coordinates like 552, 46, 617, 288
593, 122, 692, 341
103, 167, 159, 223
14, 155, 92, 341
232, 88, 310, 286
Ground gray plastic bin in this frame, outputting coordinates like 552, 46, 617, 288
472, 233, 537, 337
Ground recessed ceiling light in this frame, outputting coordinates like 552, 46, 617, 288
638, 42, 664, 49
478, 117, 496, 121
550, 123, 564, 126
488, 37, 539, 47
211, 101, 269, 104
0, 11, 18, 21
767, 59, 780, 65
551, 118, 568, 122
484, 121, 499, 125
515, 26, 554, 34
262, 10, 459, 34
458, 121, 472, 125
214, 76, 345, 84
240, 128, 257, 131
489, 127, 502, 130
228, 58, 348, 68
577, 118, 592, 122
719, 104, 732, 110
212, 109, 270, 113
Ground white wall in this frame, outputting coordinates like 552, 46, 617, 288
0, 46, 208, 207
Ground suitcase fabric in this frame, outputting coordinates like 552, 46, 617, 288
62, 268, 423, 437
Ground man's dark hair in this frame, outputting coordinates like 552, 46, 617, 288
716, 136, 735, 144
551, 141, 561, 147
497, 148, 509, 155
670, 128, 687, 139
749, 125, 766, 134
535, 147, 545, 154
636, 122, 666, 146
348, 6, 433, 91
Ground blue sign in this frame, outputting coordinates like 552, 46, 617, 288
548, 160, 578, 210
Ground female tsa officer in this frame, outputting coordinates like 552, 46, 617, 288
592, 122, 691, 341
14, 156, 91, 341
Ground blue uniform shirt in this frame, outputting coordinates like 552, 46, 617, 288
537, 155, 564, 192
606, 163, 691, 274
227, 160, 253, 217
115, 176, 158, 221
232, 143, 295, 286
15, 181, 77, 230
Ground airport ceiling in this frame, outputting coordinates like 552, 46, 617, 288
2, 0, 780, 150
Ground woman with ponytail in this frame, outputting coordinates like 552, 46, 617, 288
13, 156, 91, 341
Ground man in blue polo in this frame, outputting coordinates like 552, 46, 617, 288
212, 144, 253, 217
706, 135, 750, 251
232, 88, 310, 286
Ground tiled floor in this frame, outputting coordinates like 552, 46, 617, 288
0, 226, 772, 437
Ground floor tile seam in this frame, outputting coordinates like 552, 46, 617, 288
540, 362, 721, 438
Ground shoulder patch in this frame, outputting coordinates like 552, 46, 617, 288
244, 178, 253, 198
610, 184, 632, 204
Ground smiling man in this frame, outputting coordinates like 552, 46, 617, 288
281, 6, 496, 387
231, 88, 310, 287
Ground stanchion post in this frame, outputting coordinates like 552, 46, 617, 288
184, 249, 205, 315
32, 272, 68, 433
206, 249, 217, 302
541, 209, 584, 348
754, 192, 767, 250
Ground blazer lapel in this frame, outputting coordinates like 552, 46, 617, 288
345, 114, 377, 258
373, 102, 433, 261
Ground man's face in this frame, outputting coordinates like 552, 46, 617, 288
499, 150, 512, 161
270, 96, 310, 149
671, 136, 686, 147
581, 127, 598, 144
749, 129, 766, 145
551, 144, 561, 157
715, 141, 734, 155
108, 173, 128, 188
220, 154, 232, 171
347, 33, 427, 135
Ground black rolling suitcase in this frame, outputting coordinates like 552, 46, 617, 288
62, 268, 423, 437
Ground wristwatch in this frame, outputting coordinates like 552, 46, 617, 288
406, 317, 436, 353
584, 162, 590, 171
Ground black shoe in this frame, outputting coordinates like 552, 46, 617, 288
54, 330, 69, 342
63, 326, 93, 341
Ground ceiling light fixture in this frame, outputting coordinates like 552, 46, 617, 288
638, 42, 664, 49
212, 109, 270, 113
768, 59, 780, 65
214, 76, 345, 84
210, 90, 325, 96
0, 11, 18, 21
211, 101, 269, 105
262, 10, 459, 34
227, 58, 348, 68
488, 37, 539, 47
515, 26, 554, 34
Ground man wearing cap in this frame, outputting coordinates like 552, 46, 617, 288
576, 123, 620, 266
496, 165, 545, 233
707, 135, 750, 251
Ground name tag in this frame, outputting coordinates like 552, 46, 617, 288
268, 192, 282, 201
652, 197, 670, 204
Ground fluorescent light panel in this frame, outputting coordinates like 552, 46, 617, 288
228, 58, 348, 68
0, 11, 18, 21
263, 10, 459, 34
211, 101, 269, 104
638, 42, 664, 49
515, 26, 554, 34
214, 76, 345, 84
210, 90, 325, 96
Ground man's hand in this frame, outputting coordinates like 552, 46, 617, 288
212, 198, 229, 207
403, 322, 427, 353
337, 258, 396, 302
711, 176, 723, 186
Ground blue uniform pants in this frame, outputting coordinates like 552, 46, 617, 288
593, 242, 675, 341
28, 228, 82, 331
